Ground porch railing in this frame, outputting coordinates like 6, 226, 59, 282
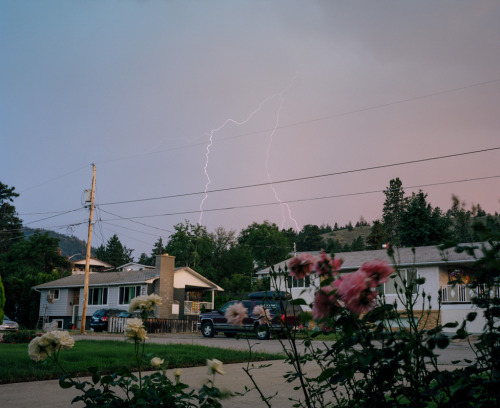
183, 301, 212, 315
440, 284, 500, 303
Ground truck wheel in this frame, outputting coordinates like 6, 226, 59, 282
201, 322, 215, 338
255, 324, 270, 340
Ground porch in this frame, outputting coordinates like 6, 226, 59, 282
440, 284, 500, 303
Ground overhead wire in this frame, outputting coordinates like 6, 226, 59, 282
97, 174, 500, 223
98, 146, 500, 206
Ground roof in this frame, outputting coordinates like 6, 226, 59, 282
116, 262, 155, 271
71, 257, 114, 268
34, 269, 160, 289
33, 266, 224, 291
256, 244, 483, 275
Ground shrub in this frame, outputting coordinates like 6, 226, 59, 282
1, 330, 40, 344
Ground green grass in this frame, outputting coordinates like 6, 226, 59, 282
0, 340, 284, 384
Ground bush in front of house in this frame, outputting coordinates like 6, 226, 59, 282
1, 330, 40, 344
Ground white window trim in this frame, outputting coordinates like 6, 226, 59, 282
88, 287, 109, 306
383, 268, 419, 295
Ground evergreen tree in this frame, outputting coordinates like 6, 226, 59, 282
351, 235, 366, 251
366, 220, 388, 250
0, 182, 23, 255
400, 191, 451, 247
325, 238, 343, 254
382, 178, 407, 246
95, 234, 134, 268
0, 231, 70, 327
296, 224, 323, 251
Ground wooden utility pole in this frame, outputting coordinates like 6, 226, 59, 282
80, 164, 96, 334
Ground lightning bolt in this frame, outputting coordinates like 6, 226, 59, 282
265, 89, 300, 232
199, 74, 300, 231
198, 96, 276, 225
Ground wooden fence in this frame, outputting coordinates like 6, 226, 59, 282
108, 317, 198, 334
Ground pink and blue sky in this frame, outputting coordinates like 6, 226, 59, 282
1, 1, 500, 257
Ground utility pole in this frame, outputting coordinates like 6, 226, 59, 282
80, 164, 96, 334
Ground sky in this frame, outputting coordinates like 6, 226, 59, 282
1, 0, 500, 258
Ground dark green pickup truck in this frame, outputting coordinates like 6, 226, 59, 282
197, 291, 300, 340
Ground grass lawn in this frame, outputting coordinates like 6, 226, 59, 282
0, 339, 284, 384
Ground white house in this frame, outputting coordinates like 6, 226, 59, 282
34, 254, 223, 330
257, 244, 496, 333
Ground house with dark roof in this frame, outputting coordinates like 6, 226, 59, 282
257, 244, 495, 333
34, 254, 223, 330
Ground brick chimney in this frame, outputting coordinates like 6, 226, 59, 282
156, 254, 175, 319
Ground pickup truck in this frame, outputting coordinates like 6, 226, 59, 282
197, 291, 300, 340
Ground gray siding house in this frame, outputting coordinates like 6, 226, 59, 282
34, 254, 223, 330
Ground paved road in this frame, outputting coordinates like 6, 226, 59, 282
72, 331, 478, 366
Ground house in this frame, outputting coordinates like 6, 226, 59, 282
34, 254, 223, 330
115, 262, 155, 272
70, 257, 114, 274
257, 244, 496, 333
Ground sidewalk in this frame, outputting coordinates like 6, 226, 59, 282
0, 359, 320, 408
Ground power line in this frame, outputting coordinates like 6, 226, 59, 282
23, 208, 86, 226
97, 174, 500, 222
99, 146, 500, 206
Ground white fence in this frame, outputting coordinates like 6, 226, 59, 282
440, 284, 500, 303
108, 317, 198, 334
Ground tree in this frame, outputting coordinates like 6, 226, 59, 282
382, 178, 407, 246
0, 182, 23, 255
365, 220, 388, 250
296, 224, 323, 251
0, 231, 70, 327
165, 221, 214, 276
447, 195, 473, 243
325, 238, 343, 254
238, 221, 291, 269
400, 191, 451, 247
95, 234, 134, 268
351, 235, 366, 252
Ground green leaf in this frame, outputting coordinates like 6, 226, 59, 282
290, 298, 308, 306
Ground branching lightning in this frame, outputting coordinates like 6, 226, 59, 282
265, 85, 300, 232
199, 75, 300, 231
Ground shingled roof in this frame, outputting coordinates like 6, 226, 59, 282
257, 243, 483, 275
34, 269, 160, 289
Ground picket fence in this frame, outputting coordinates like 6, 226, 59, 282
108, 317, 198, 334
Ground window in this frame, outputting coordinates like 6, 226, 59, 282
119, 286, 141, 304
287, 275, 311, 288
382, 269, 418, 295
88, 287, 108, 305
48, 289, 60, 300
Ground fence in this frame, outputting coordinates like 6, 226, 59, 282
108, 317, 198, 334
440, 284, 500, 303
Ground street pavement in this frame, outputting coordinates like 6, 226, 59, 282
0, 332, 476, 408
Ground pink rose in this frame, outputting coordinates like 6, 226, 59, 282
335, 270, 377, 315
360, 260, 393, 285
225, 302, 248, 326
289, 253, 316, 280
252, 305, 271, 325
312, 284, 339, 320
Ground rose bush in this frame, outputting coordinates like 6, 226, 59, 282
247, 234, 500, 408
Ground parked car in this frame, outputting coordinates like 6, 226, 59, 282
197, 291, 301, 340
0, 315, 19, 331
89, 309, 125, 332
